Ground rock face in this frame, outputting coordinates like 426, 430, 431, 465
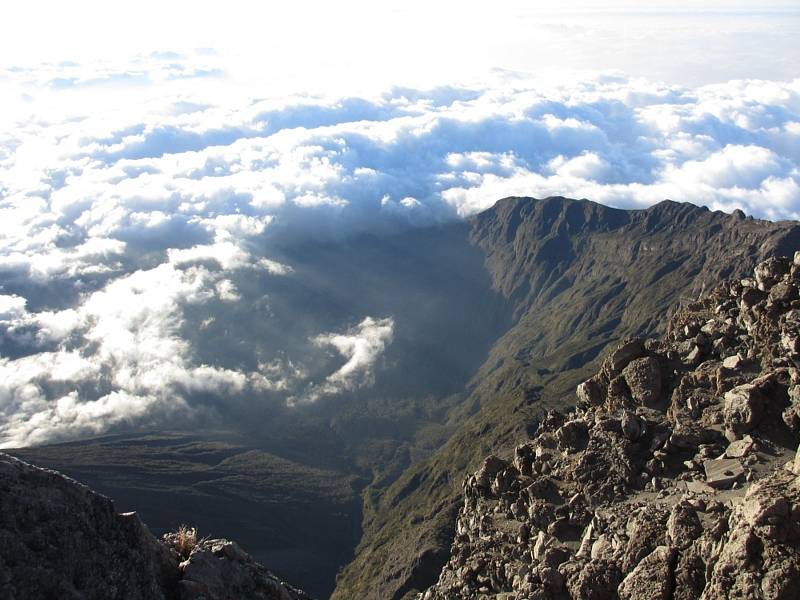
334, 197, 800, 600
0, 453, 311, 600
420, 255, 800, 599
174, 539, 312, 600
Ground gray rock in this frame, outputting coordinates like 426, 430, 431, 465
179, 540, 310, 600
623, 356, 662, 408
741, 286, 767, 308
770, 280, 798, 303
621, 410, 643, 441
724, 384, 765, 435
725, 435, 755, 459
782, 329, 800, 355
754, 257, 792, 291
685, 344, 703, 366
0, 453, 312, 600
684, 480, 716, 495
668, 421, 715, 451
0, 453, 177, 600
565, 559, 622, 600
610, 338, 646, 374
704, 458, 744, 489
617, 546, 676, 600
532, 530, 555, 561
666, 502, 701, 551
476, 455, 509, 489
556, 419, 589, 452
723, 354, 743, 370
704, 471, 800, 600
794, 443, 800, 475
577, 376, 605, 407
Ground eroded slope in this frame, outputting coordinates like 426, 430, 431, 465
334, 198, 800, 600
423, 254, 800, 599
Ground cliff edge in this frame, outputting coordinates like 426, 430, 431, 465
422, 253, 800, 599
0, 453, 312, 600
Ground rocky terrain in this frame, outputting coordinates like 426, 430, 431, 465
420, 254, 800, 599
0, 452, 311, 600
336, 198, 800, 600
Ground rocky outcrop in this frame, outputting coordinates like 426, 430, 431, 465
171, 538, 312, 600
0, 453, 311, 600
420, 254, 800, 599
334, 198, 800, 600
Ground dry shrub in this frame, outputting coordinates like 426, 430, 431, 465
174, 524, 198, 558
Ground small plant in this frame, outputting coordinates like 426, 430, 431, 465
172, 524, 199, 559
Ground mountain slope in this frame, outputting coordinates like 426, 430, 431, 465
11, 431, 363, 599
423, 253, 800, 599
332, 197, 800, 600
0, 452, 312, 600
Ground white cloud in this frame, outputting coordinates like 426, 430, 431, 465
167, 241, 251, 270
254, 257, 293, 276
295, 317, 395, 405
548, 152, 611, 181
1, 53, 799, 444
0, 261, 289, 447
3, 390, 174, 448
662, 144, 789, 189
0, 295, 27, 320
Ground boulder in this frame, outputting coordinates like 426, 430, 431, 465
0, 453, 178, 600
556, 419, 590, 452
794, 443, 800, 475
617, 546, 676, 600
621, 410, 643, 441
577, 376, 605, 407
476, 455, 509, 489
724, 384, 765, 436
610, 339, 647, 374
704, 458, 744, 489
723, 354, 744, 370
666, 502, 701, 550
725, 436, 755, 459
754, 257, 792, 291
179, 540, 310, 600
770, 280, 798, 303
565, 559, 622, 600
741, 287, 767, 308
623, 357, 662, 408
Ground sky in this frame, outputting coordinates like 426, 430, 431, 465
0, 2, 799, 446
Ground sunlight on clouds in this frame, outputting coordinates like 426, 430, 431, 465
295, 317, 395, 405
0, 46, 799, 444
0, 260, 296, 447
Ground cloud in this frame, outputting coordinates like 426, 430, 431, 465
167, 241, 251, 270
296, 317, 395, 405
0, 261, 289, 446
0, 295, 27, 320
0, 53, 799, 445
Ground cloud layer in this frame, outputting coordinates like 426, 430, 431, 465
1, 55, 799, 446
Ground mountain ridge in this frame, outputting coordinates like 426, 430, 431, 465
421, 251, 800, 598
332, 196, 800, 600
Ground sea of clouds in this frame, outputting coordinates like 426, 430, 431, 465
0, 51, 798, 446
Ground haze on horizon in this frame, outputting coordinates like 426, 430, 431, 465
0, 0, 798, 447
